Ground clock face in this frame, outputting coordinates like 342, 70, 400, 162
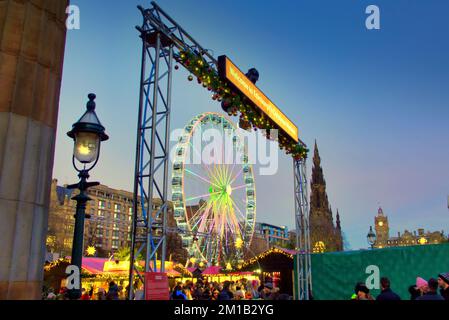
378, 221, 384, 227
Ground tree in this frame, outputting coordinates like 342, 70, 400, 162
114, 247, 143, 262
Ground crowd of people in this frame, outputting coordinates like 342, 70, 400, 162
44, 281, 128, 300
169, 278, 291, 300
43, 271, 449, 301
352, 272, 449, 301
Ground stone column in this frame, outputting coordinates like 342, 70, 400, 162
0, 0, 68, 300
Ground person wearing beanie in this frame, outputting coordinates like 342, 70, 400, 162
416, 277, 428, 296
376, 277, 401, 301
437, 272, 449, 300
416, 278, 444, 301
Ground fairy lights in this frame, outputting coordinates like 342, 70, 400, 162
238, 247, 294, 270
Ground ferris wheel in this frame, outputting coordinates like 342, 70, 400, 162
171, 112, 256, 266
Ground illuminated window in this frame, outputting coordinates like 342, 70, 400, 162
112, 240, 119, 249
418, 237, 428, 245
64, 238, 72, 248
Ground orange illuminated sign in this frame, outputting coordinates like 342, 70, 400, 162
218, 56, 299, 142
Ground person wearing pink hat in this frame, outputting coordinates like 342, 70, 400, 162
416, 278, 444, 301
407, 277, 428, 300
416, 277, 429, 295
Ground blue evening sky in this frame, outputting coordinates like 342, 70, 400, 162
53, 0, 449, 250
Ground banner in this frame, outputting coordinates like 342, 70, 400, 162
305, 243, 449, 300
145, 272, 170, 300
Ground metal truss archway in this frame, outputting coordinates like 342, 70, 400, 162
128, 1, 312, 300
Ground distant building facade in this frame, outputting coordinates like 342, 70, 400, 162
47, 179, 138, 258
254, 222, 289, 246
373, 207, 447, 248
245, 222, 288, 258
47, 179, 187, 262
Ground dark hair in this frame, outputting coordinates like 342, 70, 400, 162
408, 285, 421, 300
174, 285, 182, 291
428, 278, 439, 291
380, 277, 390, 289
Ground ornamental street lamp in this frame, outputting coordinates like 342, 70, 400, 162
367, 226, 376, 249
66, 94, 108, 299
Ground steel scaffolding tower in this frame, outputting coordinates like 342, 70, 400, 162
128, 7, 173, 299
128, 2, 219, 299
294, 158, 312, 300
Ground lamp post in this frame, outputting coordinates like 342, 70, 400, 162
66, 94, 108, 299
367, 226, 376, 249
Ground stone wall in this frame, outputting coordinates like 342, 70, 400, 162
0, 0, 68, 300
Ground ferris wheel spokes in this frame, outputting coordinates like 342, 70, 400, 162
171, 112, 256, 266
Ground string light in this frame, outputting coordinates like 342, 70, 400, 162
177, 49, 309, 160
238, 247, 294, 270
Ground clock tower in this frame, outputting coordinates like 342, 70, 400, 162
374, 207, 389, 248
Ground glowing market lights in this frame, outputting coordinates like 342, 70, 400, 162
235, 237, 243, 249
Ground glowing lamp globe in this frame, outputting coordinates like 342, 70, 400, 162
74, 132, 100, 163
67, 94, 109, 165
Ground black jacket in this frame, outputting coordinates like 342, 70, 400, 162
440, 287, 449, 301
376, 288, 401, 301
416, 292, 444, 301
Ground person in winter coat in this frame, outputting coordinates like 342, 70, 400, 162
437, 272, 449, 301
416, 277, 429, 296
217, 281, 234, 300
376, 277, 401, 301
171, 285, 187, 300
408, 285, 421, 300
416, 278, 444, 301
106, 281, 119, 300
352, 282, 374, 301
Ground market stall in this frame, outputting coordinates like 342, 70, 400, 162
239, 247, 297, 295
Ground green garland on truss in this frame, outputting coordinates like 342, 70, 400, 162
175, 50, 309, 160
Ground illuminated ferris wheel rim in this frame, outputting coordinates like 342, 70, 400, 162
171, 112, 256, 264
